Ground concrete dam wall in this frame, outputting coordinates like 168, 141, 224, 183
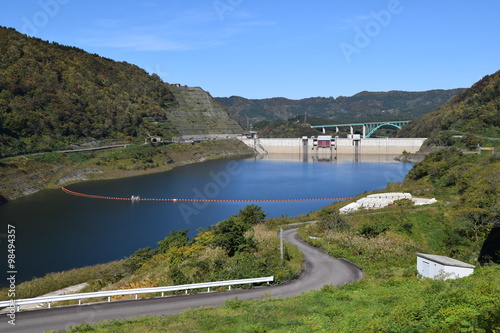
241, 138, 426, 155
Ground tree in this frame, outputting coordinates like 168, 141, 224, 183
123, 246, 156, 273
212, 216, 254, 257
318, 207, 350, 232
212, 205, 266, 256
238, 204, 267, 227
156, 229, 189, 253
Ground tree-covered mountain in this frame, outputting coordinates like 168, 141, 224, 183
398, 70, 500, 140
0, 27, 242, 157
216, 89, 465, 126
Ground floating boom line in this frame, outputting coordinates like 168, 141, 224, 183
59, 186, 352, 203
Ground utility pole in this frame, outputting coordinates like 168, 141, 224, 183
280, 228, 284, 262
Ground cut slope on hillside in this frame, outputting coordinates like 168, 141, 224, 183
168, 85, 242, 136
0, 27, 242, 157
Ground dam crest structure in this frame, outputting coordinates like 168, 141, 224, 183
240, 136, 426, 157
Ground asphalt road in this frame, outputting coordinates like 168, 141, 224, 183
0, 228, 363, 333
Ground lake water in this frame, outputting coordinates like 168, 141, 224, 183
0, 154, 412, 284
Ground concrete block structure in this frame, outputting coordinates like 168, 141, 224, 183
416, 253, 475, 280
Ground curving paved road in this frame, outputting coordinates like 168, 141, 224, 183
0, 228, 363, 333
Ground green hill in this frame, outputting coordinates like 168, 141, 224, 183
0, 27, 242, 157
217, 89, 465, 125
398, 70, 500, 140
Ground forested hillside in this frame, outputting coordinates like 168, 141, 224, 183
0, 27, 241, 157
217, 89, 464, 125
398, 70, 500, 140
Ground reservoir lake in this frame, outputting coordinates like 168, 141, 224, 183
0, 154, 412, 284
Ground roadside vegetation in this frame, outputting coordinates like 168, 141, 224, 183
51, 147, 499, 332
66, 265, 500, 332
0, 205, 302, 301
2, 23, 500, 333
2, 148, 499, 330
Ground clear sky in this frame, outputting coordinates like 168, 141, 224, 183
1, 0, 499, 99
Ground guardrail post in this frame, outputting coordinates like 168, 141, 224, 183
0, 276, 275, 310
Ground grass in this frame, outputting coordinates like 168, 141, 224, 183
0, 220, 302, 303
0, 261, 124, 301
5, 146, 500, 331
297, 201, 483, 281
63, 265, 500, 332
6, 183, 499, 332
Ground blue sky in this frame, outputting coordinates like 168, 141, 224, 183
1, 0, 499, 99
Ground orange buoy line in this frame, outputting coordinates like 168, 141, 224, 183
59, 186, 352, 203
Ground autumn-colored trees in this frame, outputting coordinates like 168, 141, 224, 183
0, 27, 178, 156
399, 69, 500, 140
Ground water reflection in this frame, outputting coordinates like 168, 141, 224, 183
0, 154, 412, 283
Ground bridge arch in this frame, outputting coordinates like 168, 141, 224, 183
365, 122, 404, 138
311, 120, 410, 138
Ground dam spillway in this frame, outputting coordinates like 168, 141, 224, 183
240, 137, 426, 155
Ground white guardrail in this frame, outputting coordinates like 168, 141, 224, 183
0, 276, 274, 311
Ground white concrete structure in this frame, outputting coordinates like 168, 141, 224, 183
416, 253, 475, 280
339, 193, 438, 214
240, 137, 426, 155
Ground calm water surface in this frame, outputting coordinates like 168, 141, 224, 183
0, 154, 412, 283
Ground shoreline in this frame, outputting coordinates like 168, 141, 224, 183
0, 140, 255, 203
0, 139, 420, 203
0, 151, 415, 298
